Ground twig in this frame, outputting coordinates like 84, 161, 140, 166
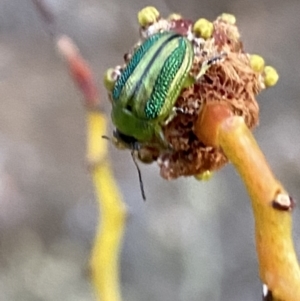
32, 1, 127, 300
57, 35, 127, 301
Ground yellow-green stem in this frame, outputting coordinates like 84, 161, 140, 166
218, 116, 300, 301
87, 112, 127, 301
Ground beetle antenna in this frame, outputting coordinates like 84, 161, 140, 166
195, 52, 227, 81
131, 150, 146, 201
102, 134, 146, 200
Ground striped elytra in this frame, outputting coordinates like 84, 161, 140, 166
112, 31, 194, 121
112, 32, 163, 102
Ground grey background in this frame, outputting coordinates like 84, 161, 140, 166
0, 0, 300, 300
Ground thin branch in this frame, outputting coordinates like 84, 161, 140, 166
32, 2, 127, 299
57, 36, 127, 301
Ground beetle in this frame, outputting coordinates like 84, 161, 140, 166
104, 29, 224, 200
106, 31, 193, 147
105, 31, 223, 148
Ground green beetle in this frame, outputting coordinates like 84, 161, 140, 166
110, 31, 194, 147
106, 31, 221, 148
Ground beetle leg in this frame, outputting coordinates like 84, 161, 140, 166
163, 106, 193, 127
154, 126, 172, 149
164, 109, 177, 125
163, 106, 186, 125
195, 52, 227, 81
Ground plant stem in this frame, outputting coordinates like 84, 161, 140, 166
57, 34, 127, 301
88, 113, 127, 301
196, 103, 300, 301
87, 107, 126, 301
220, 117, 300, 301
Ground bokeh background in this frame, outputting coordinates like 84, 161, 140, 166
0, 0, 300, 300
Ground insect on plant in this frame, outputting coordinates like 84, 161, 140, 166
32, 2, 300, 300
103, 10, 226, 199
104, 28, 225, 150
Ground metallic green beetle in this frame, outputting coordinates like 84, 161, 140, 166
108, 31, 219, 148
110, 31, 194, 147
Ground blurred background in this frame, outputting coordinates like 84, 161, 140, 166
0, 0, 300, 300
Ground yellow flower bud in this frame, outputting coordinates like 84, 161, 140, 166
193, 18, 214, 39
138, 6, 160, 27
250, 54, 265, 73
220, 13, 236, 25
194, 170, 213, 181
264, 66, 279, 87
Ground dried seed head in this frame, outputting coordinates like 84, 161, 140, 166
159, 16, 263, 179
106, 7, 279, 180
